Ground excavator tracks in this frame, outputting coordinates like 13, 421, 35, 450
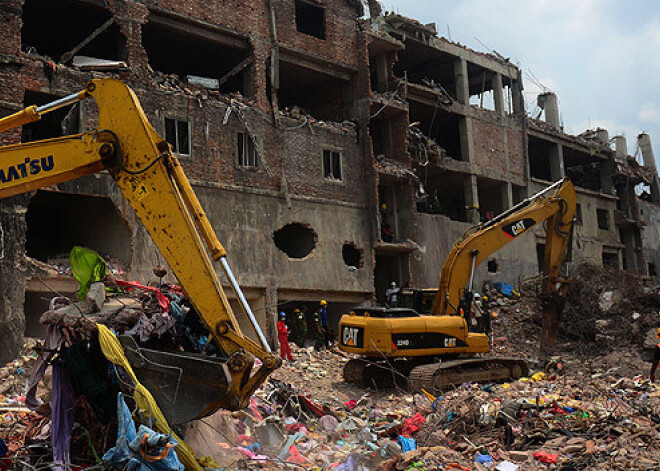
343, 359, 368, 384
408, 357, 528, 393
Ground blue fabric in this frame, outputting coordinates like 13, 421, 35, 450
398, 435, 417, 452
500, 283, 513, 297
320, 308, 328, 327
169, 296, 185, 323
0, 438, 7, 458
475, 453, 493, 464
103, 393, 184, 471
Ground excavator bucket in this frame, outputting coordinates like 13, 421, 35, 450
119, 336, 233, 425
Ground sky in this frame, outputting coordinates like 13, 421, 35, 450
380, 0, 660, 160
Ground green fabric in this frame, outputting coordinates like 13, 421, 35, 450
70, 246, 107, 300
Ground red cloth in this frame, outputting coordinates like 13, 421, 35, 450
344, 400, 358, 409
402, 413, 426, 435
533, 451, 558, 464
115, 280, 170, 312
278, 320, 293, 360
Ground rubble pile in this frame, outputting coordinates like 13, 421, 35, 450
0, 258, 659, 470
263, 344, 660, 470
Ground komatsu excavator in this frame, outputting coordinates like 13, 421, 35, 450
0, 79, 281, 422
339, 178, 576, 392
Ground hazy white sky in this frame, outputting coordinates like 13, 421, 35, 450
380, 0, 660, 159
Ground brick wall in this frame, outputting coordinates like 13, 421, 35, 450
471, 118, 507, 175
282, 121, 363, 204
275, 0, 360, 68
508, 127, 525, 178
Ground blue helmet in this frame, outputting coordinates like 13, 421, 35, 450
279, 311, 286, 318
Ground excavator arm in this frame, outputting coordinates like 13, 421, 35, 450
431, 178, 576, 354
0, 79, 281, 413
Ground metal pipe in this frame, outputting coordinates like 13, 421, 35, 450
220, 257, 271, 353
467, 251, 478, 292
35, 91, 86, 115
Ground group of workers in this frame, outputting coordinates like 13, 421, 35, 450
277, 300, 334, 361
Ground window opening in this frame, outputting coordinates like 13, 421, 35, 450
487, 260, 498, 273
295, 1, 326, 39
323, 150, 342, 180
602, 251, 619, 269
575, 203, 583, 226
165, 118, 190, 155
649, 262, 657, 278
237, 132, 259, 168
596, 208, 609, 230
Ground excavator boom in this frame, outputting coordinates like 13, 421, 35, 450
0, 79, 281, 417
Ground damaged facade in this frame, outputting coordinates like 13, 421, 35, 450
0, 0, 659, 362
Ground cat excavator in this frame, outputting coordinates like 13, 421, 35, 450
339, 178, 576, 392
0, 78, 281, 423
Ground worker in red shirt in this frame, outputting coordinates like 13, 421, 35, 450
278, 312, 294, 362
651, 328, 660, 382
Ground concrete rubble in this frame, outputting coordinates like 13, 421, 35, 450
0, 262, 656, 470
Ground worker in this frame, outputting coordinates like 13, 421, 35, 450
385, 281, 400, 307
295, 308, 308, 347
287, 309, 298, 346
319, 299, 333, 347
651, 328, 660, 382
277, 312, 293, 362
313, 309, 325, 350
380, 203, 395, 242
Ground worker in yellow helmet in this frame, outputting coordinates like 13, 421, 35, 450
651, 328, 660, 382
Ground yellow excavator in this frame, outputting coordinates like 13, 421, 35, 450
0, 79, 281, 421
339, 178, 576, 392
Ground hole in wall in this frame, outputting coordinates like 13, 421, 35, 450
342, 243, 362, 269
273, 222, 317, 259
487, 259, 498, 274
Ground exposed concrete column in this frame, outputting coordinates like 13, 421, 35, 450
614, 135, 628, 159
493, 73, 505, 117
464, 174, 480, 224
620, 229, 639, 273
593, 129, 615, 195
512, 79, 524, 115
539, 92, 560, 128
600, 159, 615, 196
595, 128, 609, 145
639, 133, 657, 171
375, 55, 388, 93
458, 116, 474, 163
549, 144, 564, 181
454, 58, 470, 105
638, 133, 660, 202
502, 182, 514, 210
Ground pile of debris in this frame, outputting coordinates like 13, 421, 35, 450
1, 257, 659, 470
262, 341, 660, 470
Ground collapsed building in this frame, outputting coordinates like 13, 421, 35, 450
0, 0, 659, 363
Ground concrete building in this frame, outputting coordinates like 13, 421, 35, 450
0, 1, 659, 363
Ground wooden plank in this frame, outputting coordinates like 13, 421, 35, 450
60, 17, 115, 64
217, 56, 254, 87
